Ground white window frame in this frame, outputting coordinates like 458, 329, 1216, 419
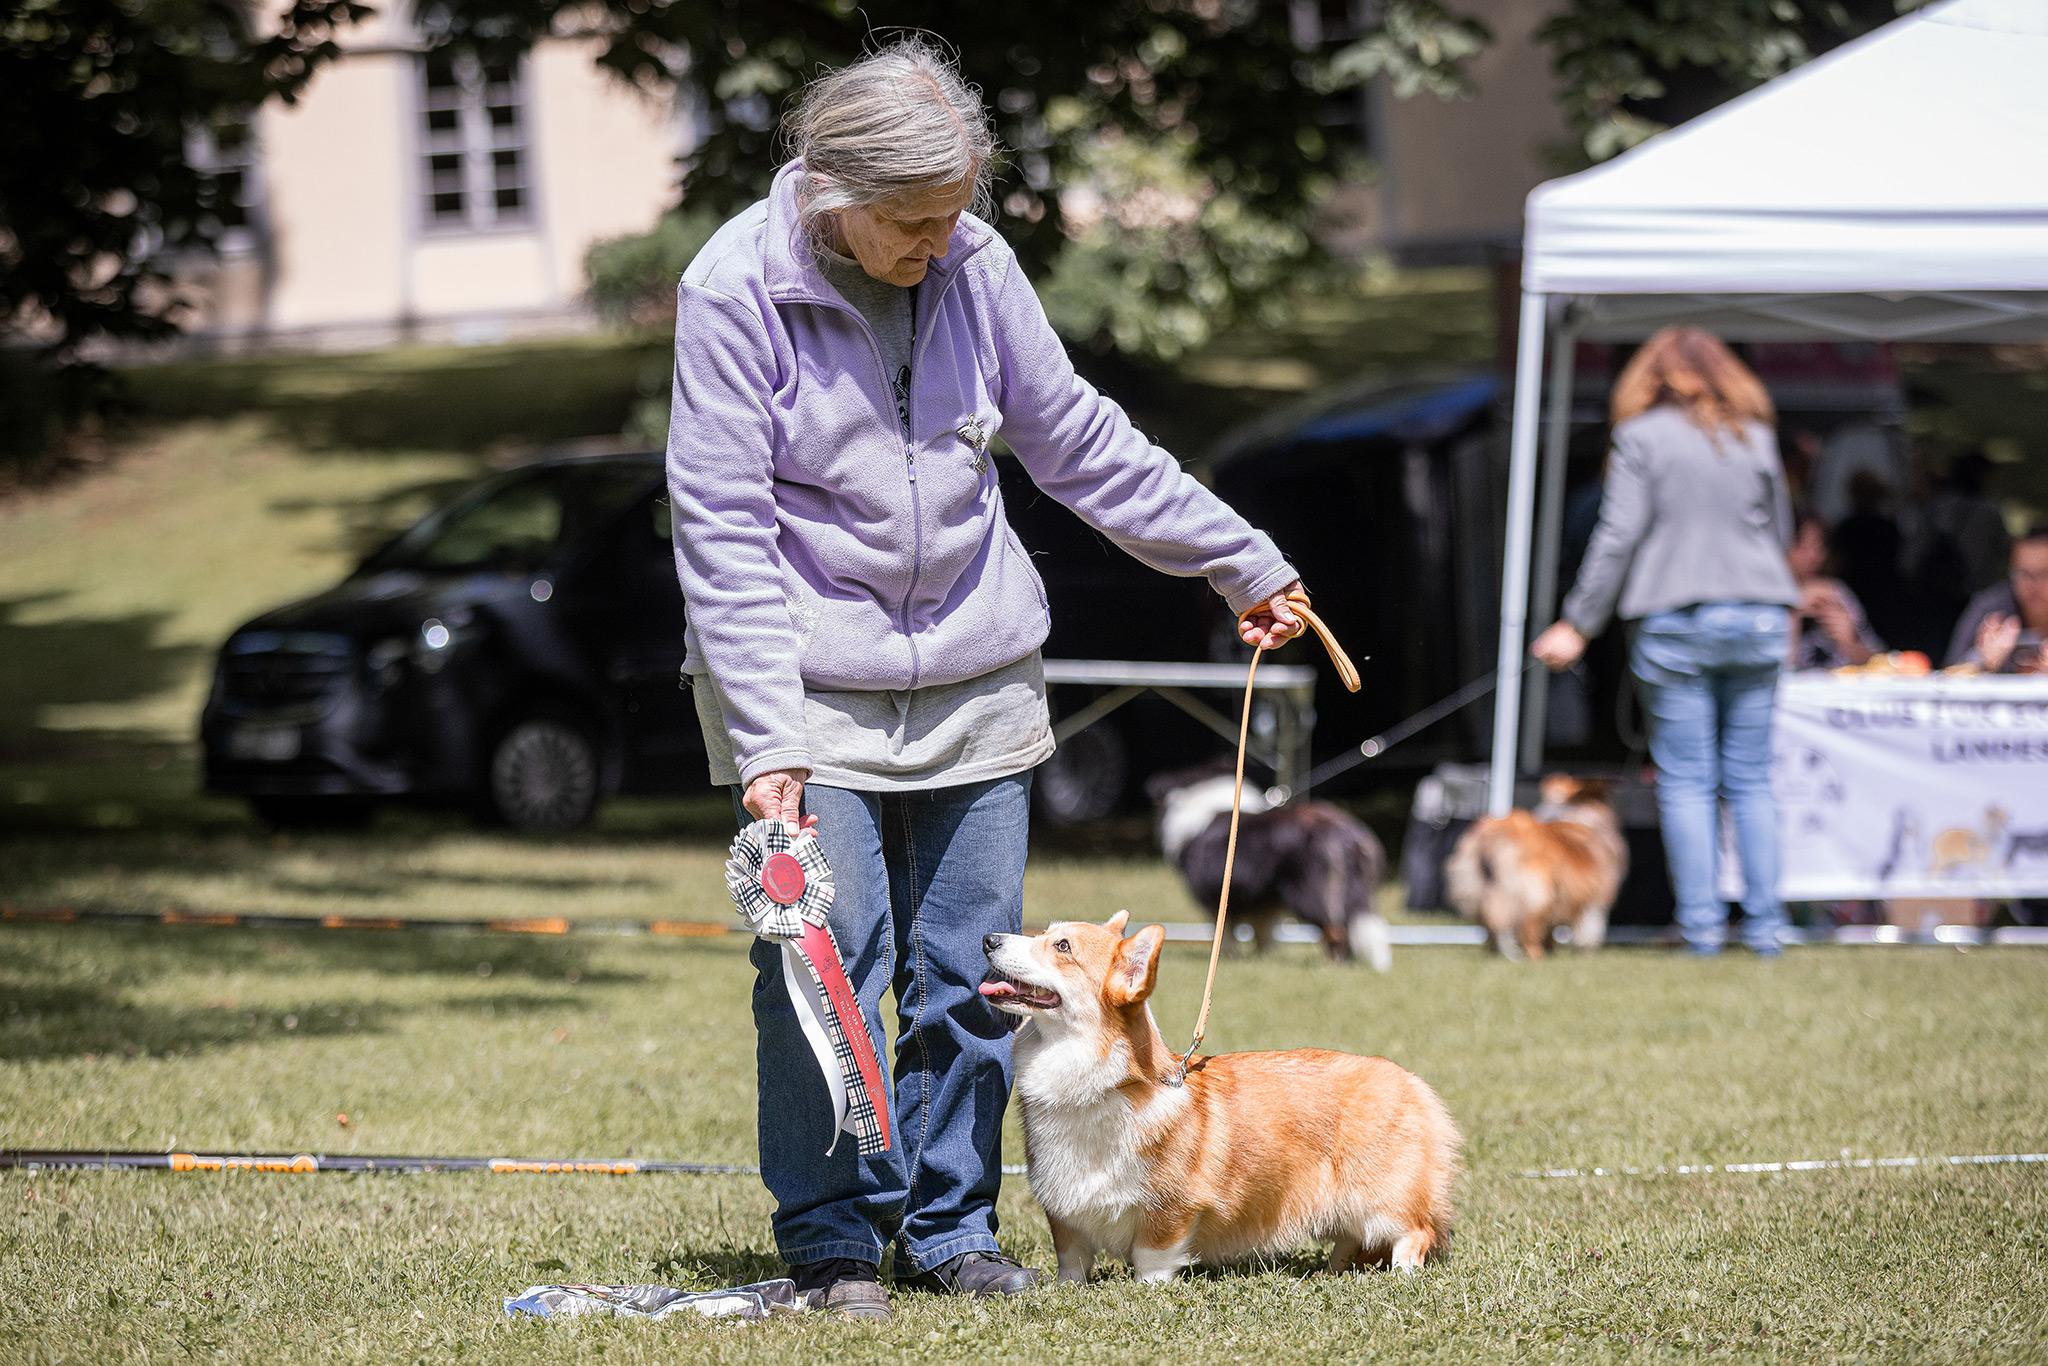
186, 111, 267, 255
417, 47, 533, 234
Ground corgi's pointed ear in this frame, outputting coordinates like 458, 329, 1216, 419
1104, 910, 1130, 936
1105, 924, 1165, 1008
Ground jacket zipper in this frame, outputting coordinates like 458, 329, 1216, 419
808, 270, 966, 691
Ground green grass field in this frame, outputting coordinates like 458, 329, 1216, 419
6, 281, 2048, 1360
4, 922, 2046, 1362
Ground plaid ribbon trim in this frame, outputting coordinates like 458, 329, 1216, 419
794, 922, 889, 1155
724, 819, 886, 1155
724, 820, 834, 940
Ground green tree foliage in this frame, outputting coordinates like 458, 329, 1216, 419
506, 0, 1490, 359
0, 0, 367, 460
1539, 0, 1931, 163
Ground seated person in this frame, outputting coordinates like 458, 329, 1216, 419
1788, 511, 1883, 670
1945, 525, 2048, 674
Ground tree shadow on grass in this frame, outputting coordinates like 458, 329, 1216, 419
266, 470, 487, 565
0, 976, 396, 1063
0, 927, 622, 1062
123, 339, 667, 457
0, 594, 208, 755
2, 923, 643, 990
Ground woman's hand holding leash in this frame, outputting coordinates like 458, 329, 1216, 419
1239, 581, 1308, 649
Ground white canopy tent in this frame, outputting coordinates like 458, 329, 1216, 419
1487, 0, 2048, 814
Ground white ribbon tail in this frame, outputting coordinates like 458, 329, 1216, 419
779, 941, 853, 1155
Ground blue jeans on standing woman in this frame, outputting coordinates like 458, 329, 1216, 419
1630, 602, 1789, 953
734, 773, 1030, 1272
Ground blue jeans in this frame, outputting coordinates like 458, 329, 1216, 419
735, 773, 1031, 1271
1631, 602, 1789, 951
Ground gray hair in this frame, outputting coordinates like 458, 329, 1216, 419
782, 37, 999, 245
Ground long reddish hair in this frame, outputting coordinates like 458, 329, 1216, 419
1610, 327, 1774, 434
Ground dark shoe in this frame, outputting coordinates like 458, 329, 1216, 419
790, 1257, 891, 1321
897, 1249, 1040, 1297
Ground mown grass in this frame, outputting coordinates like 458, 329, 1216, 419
3, 925, 2045, 1362
7, 280, 2048, 1361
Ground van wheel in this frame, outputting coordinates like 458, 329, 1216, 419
485, 715, 600, 831
1035, 720, 1127, 826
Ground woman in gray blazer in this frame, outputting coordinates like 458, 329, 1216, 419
1531, 328, 1798, 955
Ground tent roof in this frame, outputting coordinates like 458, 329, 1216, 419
1523, 0, 2048, 334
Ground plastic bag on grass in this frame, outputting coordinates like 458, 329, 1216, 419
504, 1279, 800, 1321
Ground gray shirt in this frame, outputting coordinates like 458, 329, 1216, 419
818, 248, 915, 436
1562, 406, 1798, 637
696, 246, 1055, 792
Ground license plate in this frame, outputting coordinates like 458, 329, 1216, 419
227, 725, 300, 762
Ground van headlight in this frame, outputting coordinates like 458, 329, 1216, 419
412, 617, 458, 673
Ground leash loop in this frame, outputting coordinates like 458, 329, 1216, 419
1169, 590, 1358, 1085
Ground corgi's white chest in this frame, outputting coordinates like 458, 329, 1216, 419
1014, 1027, 1184, 1253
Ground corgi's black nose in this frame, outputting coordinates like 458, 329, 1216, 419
983, 933, 1001, 956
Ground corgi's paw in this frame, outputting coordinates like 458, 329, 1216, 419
1130, 1242, 1192, 1284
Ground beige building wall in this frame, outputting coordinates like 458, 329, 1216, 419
529, 37, 686, 305
176, 20, 688, 352
260, 50, 413, 332
1374, 0, 1568, 252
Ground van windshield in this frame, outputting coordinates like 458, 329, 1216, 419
360, 464, 654, 574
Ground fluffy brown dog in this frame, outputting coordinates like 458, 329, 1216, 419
982, 913, 1459, 1280
1443, 775, 1627, 960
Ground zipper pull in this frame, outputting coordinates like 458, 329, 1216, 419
906, 447, 917, 482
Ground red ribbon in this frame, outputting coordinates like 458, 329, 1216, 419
796, 920, 890, 1151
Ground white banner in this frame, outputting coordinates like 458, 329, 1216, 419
1764, 675, 2048, 900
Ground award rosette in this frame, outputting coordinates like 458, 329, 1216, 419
725, 819, 890, 1156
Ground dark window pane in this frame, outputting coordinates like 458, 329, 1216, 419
432, 191, 466, 217
493, 186, 524, 213
487, 103, 518, 130
426, 108, 458, 133
215, 170, 248, 227
423, 51, 458, 89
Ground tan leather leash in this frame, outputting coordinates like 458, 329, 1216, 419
1168, 589, 1360, 1086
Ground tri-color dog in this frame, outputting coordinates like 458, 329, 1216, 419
1147, 764, 1392, 969
981, 913, 1459, 1281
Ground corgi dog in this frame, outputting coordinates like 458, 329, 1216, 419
1443, 775, 1627, 960
981, 913, 1459, 1281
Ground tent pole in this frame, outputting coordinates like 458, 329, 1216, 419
1519, 314, 1578, 775
1487, 291, 1549, 816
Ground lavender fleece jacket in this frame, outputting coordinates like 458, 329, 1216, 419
667, 162, 1297, 784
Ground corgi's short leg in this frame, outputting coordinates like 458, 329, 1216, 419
1517, 912, 1549, 961
1130, 1239, 1193, 1284
1573, 903, 1610, 950
1047, 1214, 1095, 1283
1391, 1228, 1435, 1273
1324, 1235, 1362, 1274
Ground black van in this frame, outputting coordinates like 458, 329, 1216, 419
202, 454, 700, 829
199, 448, 1223, 830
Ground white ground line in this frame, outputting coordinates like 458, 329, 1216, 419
1519, 1151, 2048, 1180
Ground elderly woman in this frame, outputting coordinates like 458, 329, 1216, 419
665, 41, 1304, 1320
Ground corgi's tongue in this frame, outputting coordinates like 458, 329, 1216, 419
979, 975, 1059, 1007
